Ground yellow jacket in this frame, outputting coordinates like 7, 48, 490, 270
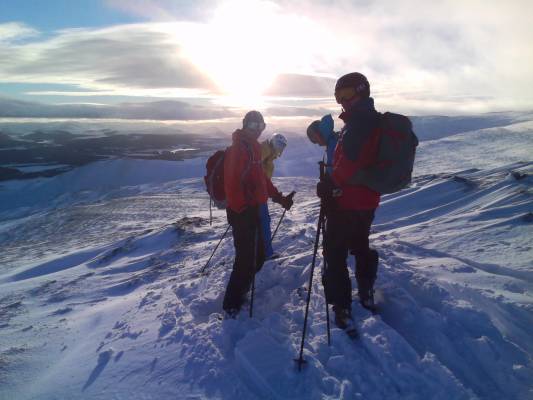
261, 140, 278, 179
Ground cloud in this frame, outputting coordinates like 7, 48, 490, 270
277, 0, 533, 111
0, 96, 236, 120
1, 0, 533, 114
0, 23, 220, 94
264, 105, 332, 117
0, 22, 38, 42
264, 74, 335, 97
105, 0, 219, 22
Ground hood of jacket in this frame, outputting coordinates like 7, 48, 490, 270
318, 114, 335, 143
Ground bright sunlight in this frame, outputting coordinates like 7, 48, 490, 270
177, 0, 336, 108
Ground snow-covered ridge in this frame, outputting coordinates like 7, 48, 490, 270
0, 160, 531, 399
1, 114, 532, 399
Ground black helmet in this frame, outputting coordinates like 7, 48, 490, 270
335, 72, 370, 101
243, 110, 265, 132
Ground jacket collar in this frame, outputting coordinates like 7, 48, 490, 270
339, 97, 375, 122
232, 128, 260, 144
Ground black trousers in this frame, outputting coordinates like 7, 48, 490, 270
223, 206, 265, 311
322, 209, 378, 309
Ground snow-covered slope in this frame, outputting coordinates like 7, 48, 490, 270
3, 118, 532, 220
0, 117, 532, 400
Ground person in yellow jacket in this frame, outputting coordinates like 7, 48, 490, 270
259, 133, 288, 258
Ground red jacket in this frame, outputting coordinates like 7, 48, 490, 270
224, 129, 280, 212
331, 100, 381, 210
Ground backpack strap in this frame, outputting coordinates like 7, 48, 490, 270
240, 140, 254, 182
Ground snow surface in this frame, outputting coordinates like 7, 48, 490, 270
0, 117, 532, 400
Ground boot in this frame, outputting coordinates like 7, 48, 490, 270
223, 307, 240, 319
359, 287, 376, 311
333, 305, 352, 329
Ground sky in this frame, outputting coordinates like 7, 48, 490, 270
1, 0, 533, 127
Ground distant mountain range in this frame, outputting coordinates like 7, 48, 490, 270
0, 129, 220, 181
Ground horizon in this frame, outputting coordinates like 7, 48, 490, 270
1, 0, 533, 128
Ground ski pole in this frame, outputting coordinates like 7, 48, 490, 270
270, 208, 286, 245
200, 225, 230, 275
249, 224, 259, 318
209, 198, 213, 226
295, 161, 329, 370
321, 216, 331, 346
295, 204, 325, 371
317, 161, 331, 346
270, 191, 295, 244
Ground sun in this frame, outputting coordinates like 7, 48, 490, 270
177, 1, 311, 108
168, 0, 342, 109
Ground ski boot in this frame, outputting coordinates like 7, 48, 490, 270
333, 305, 358, 339
223, 308, 240, 319
359, 288, 377, 313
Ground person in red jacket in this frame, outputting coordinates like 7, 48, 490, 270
317, 72, 381, 329
223, 110, 293, 317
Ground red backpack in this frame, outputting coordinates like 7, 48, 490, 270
204, 149, 227, 209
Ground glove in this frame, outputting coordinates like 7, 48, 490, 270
316, 179, 335, 200
279, 194, 294, 210
272, 191, 282, 204
272, 191, 295, 211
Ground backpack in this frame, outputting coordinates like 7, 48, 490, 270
204, 149, 227, 209
349, 112, 419, 194
204, 141, 254, 210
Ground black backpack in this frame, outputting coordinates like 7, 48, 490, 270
349, 112, 418, 194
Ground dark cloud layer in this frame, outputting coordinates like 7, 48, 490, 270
0, 97, 236, 120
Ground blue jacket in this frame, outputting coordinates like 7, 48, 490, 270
317, 114, 338, 175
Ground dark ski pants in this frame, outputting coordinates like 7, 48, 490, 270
223, 206, 265, 311
322, 209, 378, 309
259, 202, 274, 258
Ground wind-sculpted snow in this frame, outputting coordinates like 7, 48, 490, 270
0, 163, 532, 399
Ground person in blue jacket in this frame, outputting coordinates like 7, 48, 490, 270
306, 114, 338, 175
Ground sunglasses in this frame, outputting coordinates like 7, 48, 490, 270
334, 87, 357, 104
246, 121, 266, 132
